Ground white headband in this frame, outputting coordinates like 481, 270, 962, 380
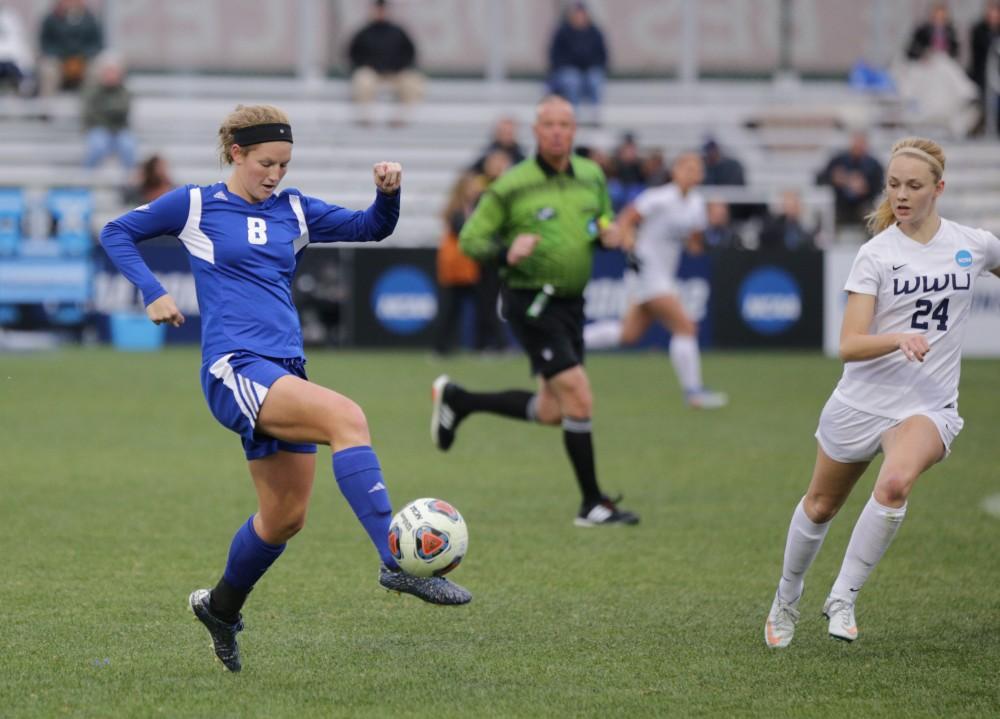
891, 147, 943, 175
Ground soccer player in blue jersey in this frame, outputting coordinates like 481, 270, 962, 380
100, 104, 471, 673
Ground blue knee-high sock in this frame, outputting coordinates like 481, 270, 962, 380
333, 445, 397, 569
222, 515, 287, 591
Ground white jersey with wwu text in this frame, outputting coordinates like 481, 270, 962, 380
833, 218, 1000, 419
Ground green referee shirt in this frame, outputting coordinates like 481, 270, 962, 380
459, 154, 614, 297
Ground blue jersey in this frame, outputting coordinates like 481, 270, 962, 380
100, 182, 399, 360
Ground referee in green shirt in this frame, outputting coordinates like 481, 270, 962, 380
430, 95, 638, 527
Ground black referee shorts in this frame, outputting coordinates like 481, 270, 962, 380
501, 287, 585, 379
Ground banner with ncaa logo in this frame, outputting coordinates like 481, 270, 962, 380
351, 248, 439, 347
710, 250, 824, 348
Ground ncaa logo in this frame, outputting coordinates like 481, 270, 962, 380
955, 250, 973, 268
738, 266, 802, 335
371, 265, 437, 335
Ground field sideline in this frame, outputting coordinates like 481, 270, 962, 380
1, 348, 998, 718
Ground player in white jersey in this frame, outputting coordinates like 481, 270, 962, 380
584, 153, 727, 409
764, 137, 1000, 648
101, 104, 470, 673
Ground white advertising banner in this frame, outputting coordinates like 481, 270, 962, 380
824, 246, 1000, 358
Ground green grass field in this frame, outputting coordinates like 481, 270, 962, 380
1, 348, 998, 718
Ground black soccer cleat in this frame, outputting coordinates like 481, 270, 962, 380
431, 374, 465, 451
574, 495, 640, 527
189, 588, 244, 672
378, 564, 472, 605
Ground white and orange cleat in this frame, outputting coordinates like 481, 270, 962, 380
686, 388, 729, 410
764, 593, 801, 648
823, 596, 858, 642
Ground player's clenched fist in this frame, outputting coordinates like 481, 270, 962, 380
373, 162, 402, 194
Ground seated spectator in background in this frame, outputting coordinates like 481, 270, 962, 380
433, 172, 487, 356
816, 130, 884, 228
969, 1, 1000, 133
81, 53, 135, 172
37, 0, 103, 96
124, 153, 175, 206
640, 148, 669, 187
702, 200, 743, 251
471, 116, 525, 173
758, 190, 818, 252
347, 0, 423, 127
701, 137, 759, 219
574, 144, 612, 176
607, 132, 646, 211
906, 2, 959, 60
894, 2, 979, 137
548, 1, 608, 126
701, 137, 746, 186
0, 4, 34, 95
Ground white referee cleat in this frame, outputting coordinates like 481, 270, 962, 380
823, 596, 859, 642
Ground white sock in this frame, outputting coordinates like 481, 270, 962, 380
583, 319, 622, 349
669, 334, 702, 393
830, 494, 907, 603
777, 497, 832, 604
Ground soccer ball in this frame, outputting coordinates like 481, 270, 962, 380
388, 498, 468, 577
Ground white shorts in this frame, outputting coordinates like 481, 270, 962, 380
625, 264, 678, 304
814, 395, 964, 464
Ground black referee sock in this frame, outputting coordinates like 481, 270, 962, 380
451, 388, 535, 421
562, 416, 602, 506
209, 577, 250, 624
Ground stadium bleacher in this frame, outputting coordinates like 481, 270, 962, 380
1, 75, 999, 250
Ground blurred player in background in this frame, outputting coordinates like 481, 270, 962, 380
765, 137, 1000, 648
431, 95, 639, 527
584, 152, 728, 409
100, 104, 470, 673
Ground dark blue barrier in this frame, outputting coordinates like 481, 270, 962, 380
93, 239, 201, 344
709, 250, 823, 348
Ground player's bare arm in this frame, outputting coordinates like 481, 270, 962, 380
615, 204, 641, 252
839, 292, 928, 362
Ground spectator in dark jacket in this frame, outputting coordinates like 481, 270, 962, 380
816, 131, 884, 228
906, 2, 959, 60
701, 138, 746, 186
702, 200, 743, 251
81, 53, 135, 171
970, 1, 1000, 91
470, 116, 525, 173
759, 191, 818, 252
347, 0, 423, 127
38, 0, 103, 96
548, 2, 608, 125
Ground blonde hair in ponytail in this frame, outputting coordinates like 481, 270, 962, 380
865, 136, 946, 236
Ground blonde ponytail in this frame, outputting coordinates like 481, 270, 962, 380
865, 136, 946, 236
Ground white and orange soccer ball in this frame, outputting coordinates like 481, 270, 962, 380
388, 498, 469, 577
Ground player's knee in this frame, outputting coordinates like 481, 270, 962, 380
328, 397, 371, 447
260, 510, 307, 544
803, 493, 841, 523
874, 470, 915, 506
536, 403, 562, 425
674, 318, 697, 336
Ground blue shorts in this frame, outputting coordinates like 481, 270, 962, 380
201, 351, 318, 460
